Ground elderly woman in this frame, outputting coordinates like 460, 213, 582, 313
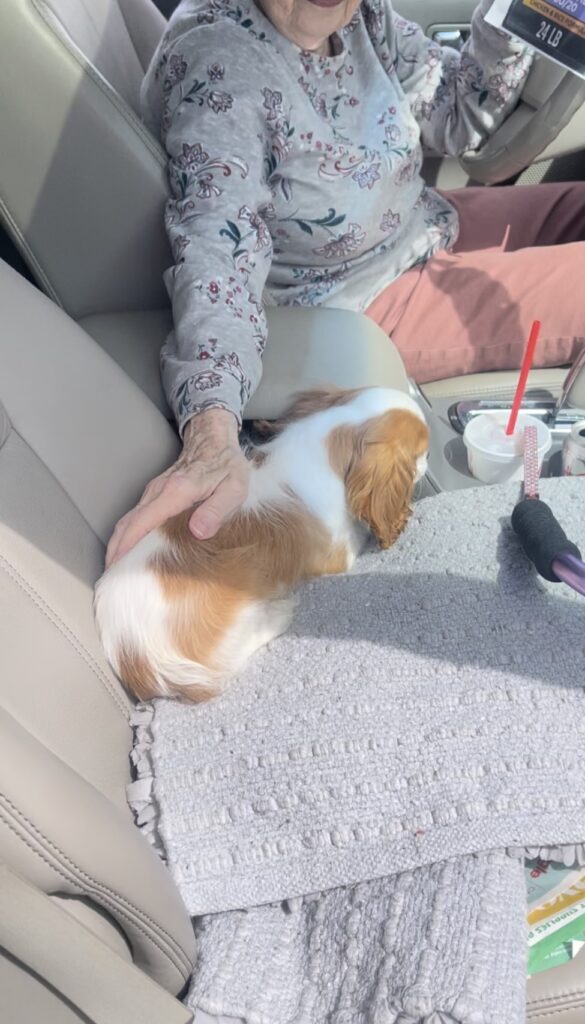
107, 0, 585, 564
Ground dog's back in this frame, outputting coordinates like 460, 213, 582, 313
96, 503, 302, 702
95, 387, 428, 703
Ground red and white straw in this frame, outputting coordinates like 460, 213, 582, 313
506, 320, 542, 437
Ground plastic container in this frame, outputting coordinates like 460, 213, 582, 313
463, 411, 552, 485
562, 419, 585, 477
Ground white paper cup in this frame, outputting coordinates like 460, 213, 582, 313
463, 412, 552, 485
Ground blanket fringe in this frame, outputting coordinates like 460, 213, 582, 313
509, 843, 585, 867
127, 703, 166, 862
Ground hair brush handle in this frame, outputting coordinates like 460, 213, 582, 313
511, 498, 582, 582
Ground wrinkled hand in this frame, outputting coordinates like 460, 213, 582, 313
105, 408, 249, 568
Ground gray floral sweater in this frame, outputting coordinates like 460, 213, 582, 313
142, 0, 531, 432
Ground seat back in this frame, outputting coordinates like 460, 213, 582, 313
0, 0, 171, 319
42, 0, 166, 112
0, 258, 194, 1005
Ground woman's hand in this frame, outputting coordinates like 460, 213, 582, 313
105, 408, 250, 568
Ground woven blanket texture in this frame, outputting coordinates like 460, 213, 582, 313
129, 478, 585, 1024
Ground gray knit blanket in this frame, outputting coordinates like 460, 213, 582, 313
129, 478, 585, 1024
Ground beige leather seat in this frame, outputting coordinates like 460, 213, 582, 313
0, 0, 566, 423
0, 257, 193, 1023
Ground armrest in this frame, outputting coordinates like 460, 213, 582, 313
0, 865, 193, 1023
81, 305, 409, 424
248, 307, 409, 419
0, 709, 195, 994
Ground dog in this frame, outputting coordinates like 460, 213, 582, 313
94, 386, 429, 703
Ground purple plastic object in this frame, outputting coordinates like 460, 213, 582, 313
553, 552, 585, 598
518, 425, 585, 597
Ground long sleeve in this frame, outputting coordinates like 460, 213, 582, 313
388, 0, 533, 157
150, 30, 275, 434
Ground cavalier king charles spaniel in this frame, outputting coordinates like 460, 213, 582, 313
95, 386, 428, 702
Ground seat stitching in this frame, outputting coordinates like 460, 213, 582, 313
529, 989, 585, 1010
528, 1000, 585, 1019
0, 805, 192, 980
0, 413, 10, 454
0, 552, 129, 719
0, 796, 193, 977
0, 195, 62, 305
423, 384, 562, 400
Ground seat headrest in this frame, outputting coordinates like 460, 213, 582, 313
39, 0, 166, 113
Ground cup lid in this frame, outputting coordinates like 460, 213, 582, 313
463, 412, 551, 460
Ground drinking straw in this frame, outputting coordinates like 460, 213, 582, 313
505, 320, 541, 436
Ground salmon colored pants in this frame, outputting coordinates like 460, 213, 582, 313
365, 182, 585, 383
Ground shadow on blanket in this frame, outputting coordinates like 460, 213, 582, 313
284, 520, 581, 692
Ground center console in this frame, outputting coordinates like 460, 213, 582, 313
418, 348, 585, 496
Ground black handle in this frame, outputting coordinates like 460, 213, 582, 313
511, 498, 582, 582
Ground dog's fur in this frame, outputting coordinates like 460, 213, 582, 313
94, 386, 429, 702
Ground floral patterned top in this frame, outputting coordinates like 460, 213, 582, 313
141, 0, 531, 432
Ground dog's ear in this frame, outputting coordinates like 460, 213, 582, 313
345, 410, 428, 549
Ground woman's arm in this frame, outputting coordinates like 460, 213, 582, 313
106, 27, 277, 565
382, 0, 533, 157
154, 27, 275, 435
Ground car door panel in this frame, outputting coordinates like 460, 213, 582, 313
395, 0, 585, 184
394, 0, 475, 38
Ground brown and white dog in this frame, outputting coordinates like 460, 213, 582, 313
94, 386, 428, 703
